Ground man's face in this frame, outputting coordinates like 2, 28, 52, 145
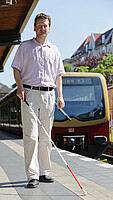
34, 18, 50, 39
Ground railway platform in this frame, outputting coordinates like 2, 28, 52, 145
0, 130, 113, 200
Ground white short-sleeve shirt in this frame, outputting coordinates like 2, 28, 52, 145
11, 38, 65, 88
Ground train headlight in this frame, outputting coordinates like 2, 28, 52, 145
81, 137, 85, 144
64, 138, 67, 144
81, 137, 85, 141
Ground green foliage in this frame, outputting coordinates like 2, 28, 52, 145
64, 64, 73, 72
74, 53, 113, 84
75, 66, 89, 72
90, 64, 107, 76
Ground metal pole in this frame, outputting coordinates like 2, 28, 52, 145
111, 110, 113, 141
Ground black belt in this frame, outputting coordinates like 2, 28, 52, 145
23, 84, 54, 91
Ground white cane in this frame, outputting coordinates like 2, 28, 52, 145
24, 98, 87, 196
55, 102, 72, 121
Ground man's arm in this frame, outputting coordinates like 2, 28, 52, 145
13, 67, 25, 102
56, 75, 65, 109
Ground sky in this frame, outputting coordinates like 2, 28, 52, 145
0, 0, 113, 88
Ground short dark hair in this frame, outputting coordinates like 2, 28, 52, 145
34, 13, 51, 27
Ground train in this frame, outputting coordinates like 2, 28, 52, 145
0, 72, 112, 158
108, 85, 113, 140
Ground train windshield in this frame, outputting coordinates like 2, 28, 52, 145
55, 76, 105, 121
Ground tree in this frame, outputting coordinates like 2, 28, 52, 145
64, 64, 73, 72
73, 54, 98, 69
74, 53, 113, 85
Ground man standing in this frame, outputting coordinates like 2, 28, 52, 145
11, 13, 65, 188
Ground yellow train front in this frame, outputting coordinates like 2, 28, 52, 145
52, 72, 110, 158
0, 72, 110, 158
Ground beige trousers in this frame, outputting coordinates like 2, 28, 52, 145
21, 88, 55, 181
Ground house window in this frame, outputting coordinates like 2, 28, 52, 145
102, 34, 105, 43
85, 44, 88, 52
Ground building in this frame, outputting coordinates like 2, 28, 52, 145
0, 83, 11, 100
71, 28, 113, 65
63, 58, 73, 65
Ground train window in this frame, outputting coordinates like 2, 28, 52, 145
17, 97, 21, 124
63, 86, 95, 101
0, 105, 4, 122
10, 98, 17, 123
3, 103, 9, 123
55, 76, 105, 121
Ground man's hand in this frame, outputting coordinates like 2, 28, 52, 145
13, 68, 26, 102
57, 97, 65, 109
17, 85, 26, 102
56, 75, 65, 109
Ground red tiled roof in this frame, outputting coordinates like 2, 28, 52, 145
85, 36, 91, 43
71, 28, 113, 58
93, 33, 102, 40
71, 36, 90, 57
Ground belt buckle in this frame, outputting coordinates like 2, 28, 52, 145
39, 86, 41, 91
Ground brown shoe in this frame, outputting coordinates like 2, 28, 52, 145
39, 175, 54, 183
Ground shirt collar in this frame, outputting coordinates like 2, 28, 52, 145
32, 38, 51, 48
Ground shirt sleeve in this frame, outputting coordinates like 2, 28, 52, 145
55, 47, 65, 76
11, 43, 24, 71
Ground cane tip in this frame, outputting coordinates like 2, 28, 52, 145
82, 188, 87, 196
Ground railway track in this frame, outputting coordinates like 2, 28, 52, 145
99, 142, 113, 164
100, 153, 113, 164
